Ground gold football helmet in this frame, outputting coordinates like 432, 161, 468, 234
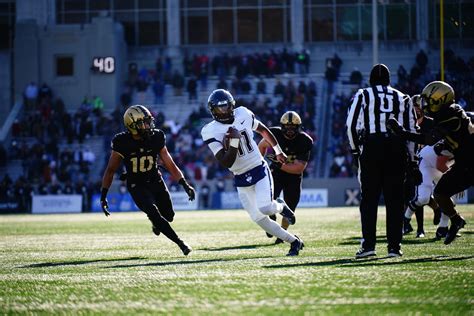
280, 111, 302, 139
123, 105, 155, 138
421, 81, 454, 114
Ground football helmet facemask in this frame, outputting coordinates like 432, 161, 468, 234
412, 94, 423, 120
208, 89, 235, 124
421, 81, 454, 115
123, 105, 155, 138
280, 111, 302, 139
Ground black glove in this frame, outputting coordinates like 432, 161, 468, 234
350, 150, 360, 173
100, 188, 110, 217
266, 153, 282, 169
407, 161, 423, 186
386, 118, 404, 136
179, 178, 196, 201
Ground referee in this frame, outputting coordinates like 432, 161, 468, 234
346, 64, 418, 258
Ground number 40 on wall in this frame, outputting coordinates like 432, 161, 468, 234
91, 56, 115, 74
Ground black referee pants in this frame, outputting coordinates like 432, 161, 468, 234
358, 134, 407, 252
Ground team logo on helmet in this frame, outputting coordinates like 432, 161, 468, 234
280, 111, 302, 139
207, 89, 236, 124
421, 81, 454, 114
123, 105, 155, 138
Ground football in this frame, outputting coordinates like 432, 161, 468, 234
222, 133, 231, 150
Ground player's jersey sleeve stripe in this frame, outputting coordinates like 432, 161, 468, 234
204, 138, 220, 145
113, 150, 124, 158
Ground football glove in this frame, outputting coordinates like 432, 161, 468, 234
100, 188, 110, 217
386, 118, 404, 136
179, 178, 196, 201
266, 153, 282, 169
407, 160, 423, 186
350, 150, 360, 173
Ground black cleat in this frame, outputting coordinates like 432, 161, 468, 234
403, 218, 413, 235
287, 236, 304, 256
152, 225, 161, 236
275, 238, 284, 245
387, 248, 403, 258
435, 226, 448, 239
433, 208, 441, 225
355, 248, 376, 259
416, 230, 425, 238
276, 198, 295, 225
266, 232, 273, 238
178, 241, 192, 256
444, 215, 466, 245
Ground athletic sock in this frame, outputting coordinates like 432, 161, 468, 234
256, 217, 296, 243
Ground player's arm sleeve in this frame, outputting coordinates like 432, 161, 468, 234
111, 136, 125, 158
401, 96, 417, 161
243, 107, 261, 130
201, 128, 224, 156
346, 89, 364, 152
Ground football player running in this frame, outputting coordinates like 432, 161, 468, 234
100, 105, 195, 256
387, 81, 474, 244
257, 111, 313, 244
201, 89, 304, 256
403, 143, 453, 239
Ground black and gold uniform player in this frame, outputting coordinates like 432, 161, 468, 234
100, 105, 196, 256
388, 81, 473, 244
258, 111, 313, 244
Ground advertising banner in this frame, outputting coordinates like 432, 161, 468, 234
32, 195, 83, 214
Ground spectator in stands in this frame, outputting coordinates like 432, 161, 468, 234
187, 76, 197, 101
256, 77, 266, 94
24, 81, 38, 111
92, 96, 104, 116
416, 49, 428, 71
172, 70, 185, 96
274, 79, 285, 97
350, 67, 363, 86
152, 78, 165, 105
217, 78, 228, 90
397, 65, 408, 86
38, 83, 53, 104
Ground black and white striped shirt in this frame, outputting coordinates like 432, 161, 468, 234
346, 85, 417, 159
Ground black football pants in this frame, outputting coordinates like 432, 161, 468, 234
359, 135, 407, 251
128, 177, 181, 244
272, 169, 302, 212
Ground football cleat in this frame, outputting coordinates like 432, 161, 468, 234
403, 218, 413, 235
387, 249, 403, 258
355, 248, 376, 259
287, 236, 304, 256
444, 215, 466, 245
435, 226, 448, 239
416, 230, 425, 238
276, 198, 295, 225
178, 241, 192, 256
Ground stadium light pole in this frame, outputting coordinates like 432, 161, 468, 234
372, 0, 378, 66
440, 0, 445, 81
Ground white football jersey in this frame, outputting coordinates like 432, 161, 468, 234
201, 106, 264, 175
419, 145, 454, 171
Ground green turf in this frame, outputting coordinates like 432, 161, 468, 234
1, 206, 473, 315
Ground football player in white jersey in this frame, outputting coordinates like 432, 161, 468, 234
201, 89, 304, 256
403, 142, 453, 239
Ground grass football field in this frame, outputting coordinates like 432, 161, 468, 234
0, 206, 473, 315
